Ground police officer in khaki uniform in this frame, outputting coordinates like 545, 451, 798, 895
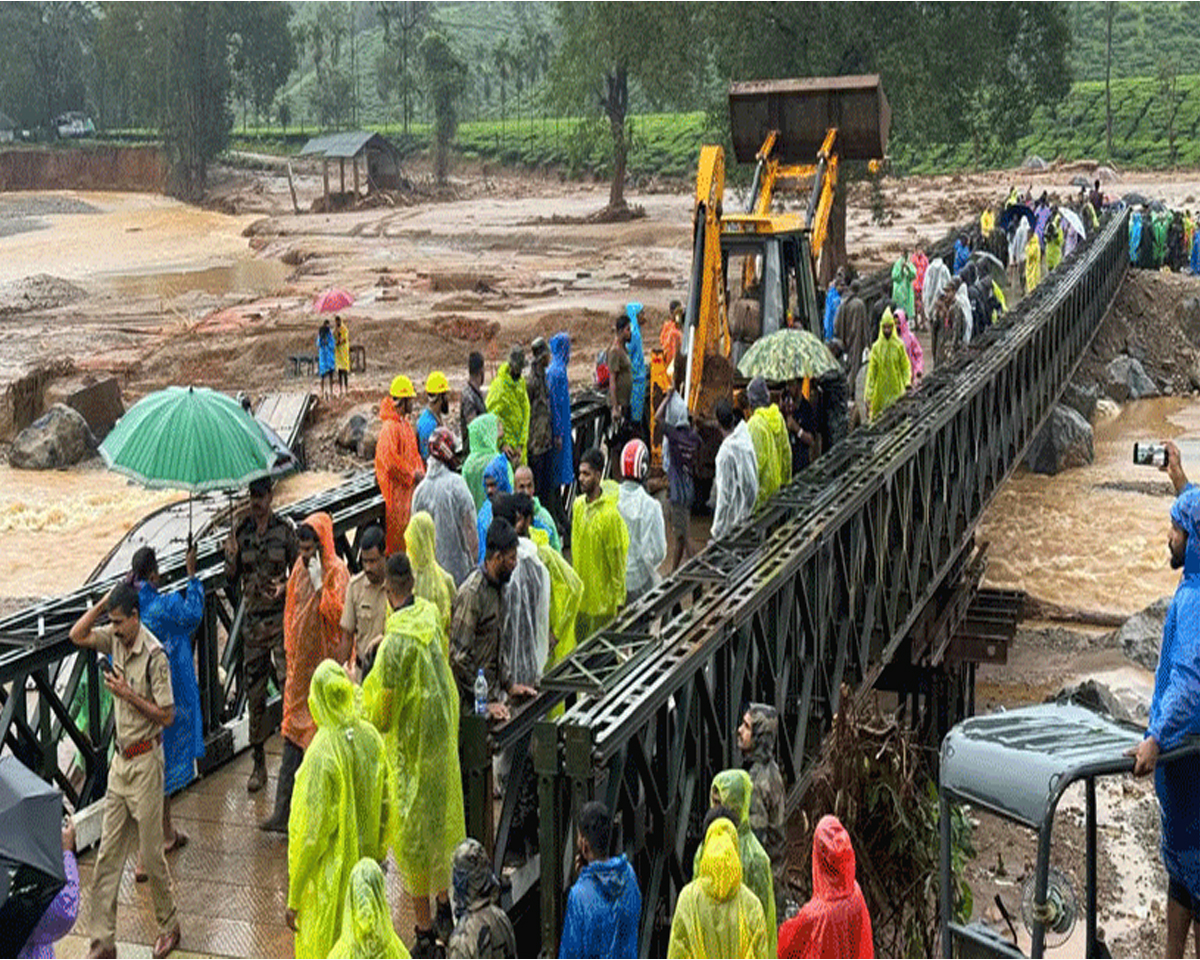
71, 582, 180, 959
224, 477, 297, 792
339, 524, 389, 681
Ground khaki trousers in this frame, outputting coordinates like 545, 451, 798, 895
89, 748, 177, 948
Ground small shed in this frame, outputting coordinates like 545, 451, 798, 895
298, 131, 402, 205
0, 112, 16, 144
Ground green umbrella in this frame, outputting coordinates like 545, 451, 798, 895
736, 328, 839, 382
100, 386, 275, 537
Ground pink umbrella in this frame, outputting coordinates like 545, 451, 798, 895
313, 288, 354, 312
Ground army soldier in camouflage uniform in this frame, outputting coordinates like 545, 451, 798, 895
446, 838, 516, 959
739, 702, 788, 918
224, 477, 297, 793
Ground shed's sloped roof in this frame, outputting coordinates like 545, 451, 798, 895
299, 131, 394, 159
0, 112, 16, 130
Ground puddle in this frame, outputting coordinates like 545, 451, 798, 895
102, 259, 291, 299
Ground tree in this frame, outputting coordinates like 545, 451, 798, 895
1157, 60, 1184, 166
0, 2, 94, 130
419, 31, 467, 186
228, 4, 296, 128
549, 2, 702, 212
377, 1, 429, 132
1105, 1, 1114, 156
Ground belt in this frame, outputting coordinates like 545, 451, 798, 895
121, 734, 161, 760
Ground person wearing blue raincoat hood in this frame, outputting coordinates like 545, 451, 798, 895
559, 801, 641, 959
626, 303, 648, 424
547, 332, 574, 529
477, 458, 514, 565
1131, 441, 1200, 957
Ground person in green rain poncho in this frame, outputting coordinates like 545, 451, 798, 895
363, 552, 466, 956
486, 346, 531, 467
571, 448, 630, 640
864, 310, 912, 423
693, 769, 778, 954
406, 511, 456, 646
669, 817, 768, 959
745, 378, 790, 510
327, 858, 410, 959
286, 660, 390, 960
890, 254, 916, 319
463, 413, 514, 511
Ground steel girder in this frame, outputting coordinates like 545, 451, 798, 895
531, 210, 1129, 956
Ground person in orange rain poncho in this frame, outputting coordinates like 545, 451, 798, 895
260, 512, 349, 835
376, 375, 425, 554
777, 815, 873, 959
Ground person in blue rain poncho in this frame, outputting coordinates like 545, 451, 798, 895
1131, 441, 1200, 958
477, 458, 513, 566
625, 303, 648, 425
560, 801, 642, 959
131, 544, 204, 861
546, 332, 574, 532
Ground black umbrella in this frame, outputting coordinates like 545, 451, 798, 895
1123, 192, 1151, 208
999, 203, 1036, 231
1070, 175, 1091, 189
0, 757, 66, 954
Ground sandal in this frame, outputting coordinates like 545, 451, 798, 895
164, 831, 189, 854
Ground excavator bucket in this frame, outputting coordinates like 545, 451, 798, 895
728, 75, 890, 165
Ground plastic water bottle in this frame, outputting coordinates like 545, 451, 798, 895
474, 668, 488, 716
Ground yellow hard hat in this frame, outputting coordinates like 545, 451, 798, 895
425, 370, 450, 395
389, 374, 416, 399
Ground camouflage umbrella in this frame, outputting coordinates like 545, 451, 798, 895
736, 328, 839, 382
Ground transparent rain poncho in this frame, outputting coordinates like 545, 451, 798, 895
283, 513, 349, 750
486, 362, 531, 466
363, 597, 466, 897
617, 481, 667, 597
326, 858, 410, 959
412, 458, 480, 588
463, 414, 512, 511
695, 769, 778, 953
711, 421, 759, 541
571, 483, 630, 638
668, 818, 768, 960
288, 661, 390, 960
502, 537, 551, 689
406, 511, 456, 648
921, 257, 952, 320
777, 815, 874, 959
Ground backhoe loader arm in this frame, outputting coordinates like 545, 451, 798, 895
684, 145, 730, 414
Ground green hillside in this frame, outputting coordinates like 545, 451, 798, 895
1066, 2, 1200, 83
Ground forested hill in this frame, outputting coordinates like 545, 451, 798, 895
1066, 2, 1200, 83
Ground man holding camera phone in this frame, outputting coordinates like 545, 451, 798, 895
70, 582, 180, 959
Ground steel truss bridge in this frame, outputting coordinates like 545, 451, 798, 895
0, 210, 1128, 956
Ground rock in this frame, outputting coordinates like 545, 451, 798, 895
1023, 155, 1048, 170
1094, 165, 1120, 184
1178, 297, 1200, 343
1190, 356, 1200, 392
1025, 404, 1094, 475
1118, 596, 1173, 671
1095, 397, 1120, 421
1103, 355, 1159, 402
1060, 380, 1099, 423
358, 419, 382, 460
1051, 679, 1135, 723
9, 403, 94, 469
335, 412, 368, 451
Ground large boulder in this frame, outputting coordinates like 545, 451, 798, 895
334, 407, 381, 460
1119, 596, 1173, 671
1025, 404, 1094, 475
358, 419, 382, 460
1060, 380, 1099, 423
1051, 679, 1135, 723
1178, 297, 1200, 343
1103, 355, 1159, 402
9, 403, 94, 469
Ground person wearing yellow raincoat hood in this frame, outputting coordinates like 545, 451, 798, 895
262, 513, 349, 834
463, 413, 513, 512
406, 511, 456, 647
363, 553, 466, 956
1024, 229, 1043, 293
486, 346, 531, 467
745, 378, 791, 510
864, 310, 911, 423
572, 448, 630, 640
327, 858, 410, 959
669, 817, 768, 959
286, 660, 390, 960
694, 770, 778, 954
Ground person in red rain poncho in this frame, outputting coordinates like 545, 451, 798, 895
375, 375, 425, 554
778, 815, 874, 959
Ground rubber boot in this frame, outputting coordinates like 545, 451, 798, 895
246, 744, 267, 794
259, 740, 301, 834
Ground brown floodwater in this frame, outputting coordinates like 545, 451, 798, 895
979, 396, 1200, 616
102, 259, 291, 299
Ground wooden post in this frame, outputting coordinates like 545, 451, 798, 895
353, 153, 360, 198
339, 157, 345, 195
286, 160, 300, 215
322, 158, 329, 206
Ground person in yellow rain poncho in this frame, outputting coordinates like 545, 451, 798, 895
406, 511, 455, 645
327, 858, 410, 960
1044, 217, 1064, 272
486, 346, 531, 467
864, 310, 912, 423
463, 413, 513, 511
693, 770, 778, 955
363, 553, 466, 956
1024, 229, 1043, 293
745, 378, 791, 510
668, 817, 768, 959
572, 448, 630, 640
287, 660, 390, 960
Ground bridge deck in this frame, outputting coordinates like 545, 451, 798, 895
59, 735, 416, 958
